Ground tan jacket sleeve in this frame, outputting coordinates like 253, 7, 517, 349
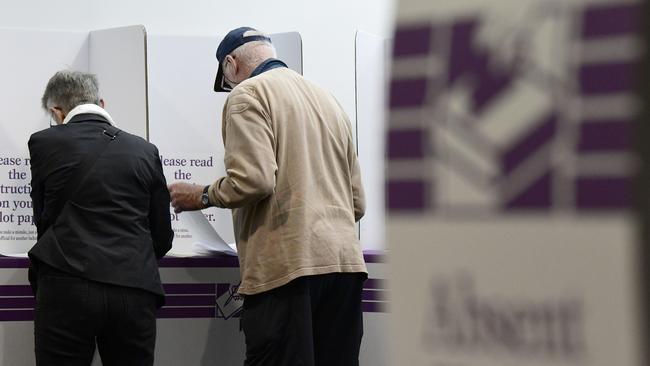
346, 119, 365, 222
208, 88, 277, 208
350, 149, 365, 222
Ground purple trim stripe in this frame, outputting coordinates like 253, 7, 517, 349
579, 62, 635, 95
582, 3, 640, 39
0, 257, 29, 268
0, 309, 33, 322
1, 252, 385, 268
0, 285, 32, 296
164, 295, 216, 307
362, 290, 385, 302
388, 129, 427, 159
0, 277, 388, 321
362, 301, 386, 313
387, 180, 429, 211
0, 297, 35, 309
578, 120, 631, 152
364, 278, 387, 290
163, 283, 215, 295
576, 177, 630, 210
363, 251, 386, 264
157, 307, 216, 319
159, 256, 239, 268
393, 24, 433, 57
0, 307, 219, 321
389, 78, 429, 108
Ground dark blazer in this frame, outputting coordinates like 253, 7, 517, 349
28, 113, 173, 305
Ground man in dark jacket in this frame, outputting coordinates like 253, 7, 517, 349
28, 70, 173, 366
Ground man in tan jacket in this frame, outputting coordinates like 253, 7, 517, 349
169, 27, 367, 366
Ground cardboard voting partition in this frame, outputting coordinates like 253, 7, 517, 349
0, 26, 147, 365
89, 26, 149, 139
0, 26, 148, 257
387, 0, 645, 365
146, 32, 303, 256
0, 28, 87, 256
0, 27, 389, 366
355, 31, 390, 250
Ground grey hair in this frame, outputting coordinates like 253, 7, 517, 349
226, 30, 277, 70
41, 70, 101, 113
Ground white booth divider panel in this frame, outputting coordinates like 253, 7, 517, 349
89, 26, 148, 139
0, 26, 148, 366
270, 32, 303, 74
0, 28, 88, 255
146, 32, 303, 256
355, 31, 388, 251
0, 26, 149, 256
0, 29, 88, 255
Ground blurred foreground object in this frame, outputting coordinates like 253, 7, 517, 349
387, 0, 648, 365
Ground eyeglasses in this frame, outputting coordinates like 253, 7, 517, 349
221, 57, 235, 92
49, 115, 57, 128
221, 77, 233, 92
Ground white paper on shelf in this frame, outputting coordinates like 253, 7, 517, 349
180, 210, 237, 256
0, 252, 29, 258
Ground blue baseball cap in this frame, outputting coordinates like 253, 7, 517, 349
214, 27, 272, 92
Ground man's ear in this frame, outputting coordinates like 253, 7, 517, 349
99, 99, 105, 108
227, 55, 239, 76
50, 107, 65, 124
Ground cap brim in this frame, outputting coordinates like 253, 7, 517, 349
213, 64, 228, 92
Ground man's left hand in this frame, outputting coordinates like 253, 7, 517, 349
168, 182, 204, 213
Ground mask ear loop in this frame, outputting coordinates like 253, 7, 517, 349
49, 106, 62, 127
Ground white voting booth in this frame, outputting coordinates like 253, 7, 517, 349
356, 31, 389, 251
0, 26, 148, 257
148, 31, 387, 366
0, 25, 149, 365
151, 30, 390, 255
0, 26, 389, 366
148, 32, 303, 256
0, 27, 388, 256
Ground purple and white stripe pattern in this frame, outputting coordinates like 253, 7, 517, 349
574, 2, 639, 210
158, 283, 219, 319
0, 278, 387, 322
387, 0, 642, 214
0, 285, 33, 322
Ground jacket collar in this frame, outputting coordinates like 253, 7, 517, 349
63, 104, 117, 126
66, 113, 112, 125
250, 58, 288, 78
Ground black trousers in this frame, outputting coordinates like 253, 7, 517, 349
34, 269, 158, 366
241, 272, 367, 366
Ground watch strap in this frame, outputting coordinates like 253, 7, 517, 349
202, 185, 211, 208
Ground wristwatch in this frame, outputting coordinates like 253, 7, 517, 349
201, 185, 211, 208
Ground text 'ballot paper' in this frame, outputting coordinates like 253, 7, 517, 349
180, 210, 237, 256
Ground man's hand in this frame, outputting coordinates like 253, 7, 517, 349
168, 182, 205, 213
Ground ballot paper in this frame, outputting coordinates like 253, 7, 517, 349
179, 210, 237, 256
0, 213, 237, 258
0, 252, 28, 258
